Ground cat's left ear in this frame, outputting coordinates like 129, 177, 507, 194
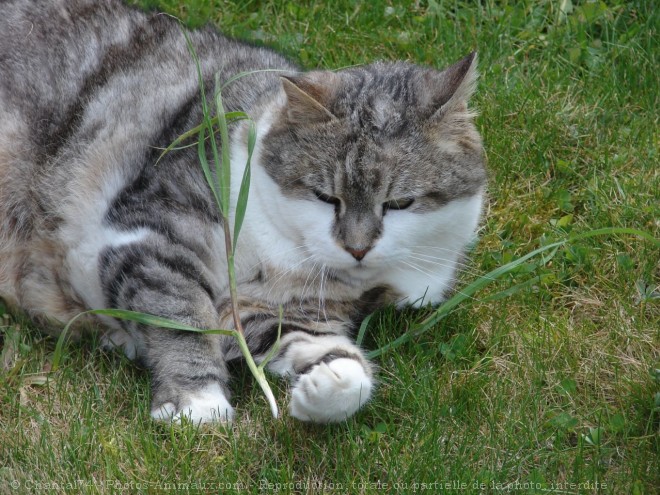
427, 51, 478, 119
280, 72, 339, 125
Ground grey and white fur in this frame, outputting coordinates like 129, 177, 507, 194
0, 0, 486, 423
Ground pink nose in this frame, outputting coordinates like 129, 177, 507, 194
345, 246, 370, 261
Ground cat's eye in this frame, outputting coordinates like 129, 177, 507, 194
313, 189, 341, 207
383, 197, 414, 213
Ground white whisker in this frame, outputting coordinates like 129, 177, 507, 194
398, 258, 480, 304
407, 253, 494, 280
299, 261, 322, 310
408, 245, 471, 255
398, 259, 436, 279
263, 253, 316, 301
317, 264, 330, 325
408, 251, 471, 268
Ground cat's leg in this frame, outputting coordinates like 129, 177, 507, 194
99, 243, 234, 423
145, 331, 234, 424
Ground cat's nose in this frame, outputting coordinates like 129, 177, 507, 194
345, 246, 371, 261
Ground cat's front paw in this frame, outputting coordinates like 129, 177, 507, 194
289, 358, 373, 423
150, 383, 234, 424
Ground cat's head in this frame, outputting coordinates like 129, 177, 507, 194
259, 53, 486, 304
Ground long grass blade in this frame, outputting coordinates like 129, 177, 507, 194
480, 272, 556, 302
233, 121, 255, 252
220, 68, 295, 91
155, 122, 204, 164
355, 312, 374, 347
182, 28, 207, 115
368, 227, 659, 358
214, 73, 232, 215
205, 107, 223, 217
52, 309, 235, 371
196, 126, 222, 210
154, 112, 252, 164
258, 306, 282, 370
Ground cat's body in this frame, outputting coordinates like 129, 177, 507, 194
0, 0, 486, 423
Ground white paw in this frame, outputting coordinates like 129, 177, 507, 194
100, 329, 137, 360
289, 358, 372, 423
150, 383, 234, 424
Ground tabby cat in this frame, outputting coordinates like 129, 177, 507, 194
0, 0, 486, 423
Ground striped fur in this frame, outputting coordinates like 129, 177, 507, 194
0, 0, 486, 423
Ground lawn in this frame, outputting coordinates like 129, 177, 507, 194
1, 1, 658, 493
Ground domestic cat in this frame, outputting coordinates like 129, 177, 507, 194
0, 0, 486, 423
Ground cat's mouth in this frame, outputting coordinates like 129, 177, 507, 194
338, 261, 381, 282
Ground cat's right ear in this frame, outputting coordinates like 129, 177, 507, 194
426, 51, 479, 120
280, 73, 339, 125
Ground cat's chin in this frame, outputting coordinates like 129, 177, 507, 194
333, 263, 381, 282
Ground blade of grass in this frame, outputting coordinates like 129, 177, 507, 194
368, 227, 659, 358
206, 117, 223, 214
154, 112, 251, 164
214, 73, 232, 216
156, 121, 205, 164
258, 306, 282, 371
480, 272, 556, 303
52, 309, 236, 372
208, 64, 279, 417
220, 68, 295, 91
355, 312, 374, 347
233, 121, 255, 252
218, 66, 364, 92
182, 28, 207, 116
197, 126, 222, 208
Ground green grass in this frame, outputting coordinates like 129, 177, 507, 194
1, 1, 658, 493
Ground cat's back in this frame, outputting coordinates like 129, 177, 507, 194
0, 0, 293, 323
0, 0, 292, 195
1, 0, 158, 123
0, 0, 167, 321
0, 0, 185, 243
0, 0, 292, 129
